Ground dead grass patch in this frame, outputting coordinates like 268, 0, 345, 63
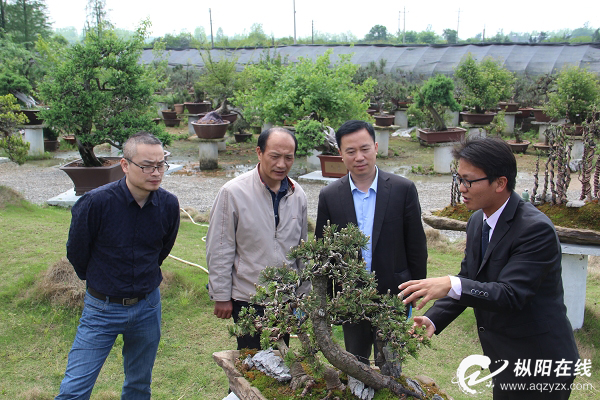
425, 228, 465, 254
0, 185, 26, 208
180, 207, 209, 224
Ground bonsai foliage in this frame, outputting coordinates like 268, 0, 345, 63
40, 21, 170, 167
0, 94, 30, 165
195, 49, 244, 115
234, 49, 375, 128
234, 223, 429, 398
412, 74, 461, 131
295, 119, 337, 156
455, 54, 515, 113
545, 66, 600, 125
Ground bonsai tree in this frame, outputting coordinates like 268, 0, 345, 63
295, 118, 338, 156
234, 49, 375, 129
234, 223, 429, 399
545, 66, 600, 125
455, 53, 515, 114
411, 74, 461, 131
0, 94, 29, 165
40, 21, 170, 167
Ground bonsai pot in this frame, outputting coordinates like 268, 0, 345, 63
173, 104, 185, 114
161, 110, 178, 119
220, 113, 238, 124
532, 109, 557, 123
418, 127, 466, 145
44, 139, 59, 152
392, 99, 412, 109
506, 139, 531, 154
366, 109, 377, 116
152, 117, 161, 125
184, 101, 211, 114
317, 154, 348, 178
20, 109, 44, 125
563, 124, 583, 136
62, 135, 76, 145
498, 102, 519, 112
517, 107, 533, 119
60, 157, 124, 196
460, 111, 496, 125
191, 121, 230, 139
234, 132, 252, 143
374, 114, 395, 127
163, 118, 181, 127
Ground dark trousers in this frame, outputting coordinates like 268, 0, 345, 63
231, 300, 289, 351
342, 320, 379, 366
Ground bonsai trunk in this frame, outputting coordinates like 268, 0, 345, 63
310, 276, 422, 399
427, 105, 447, 131
76, 138, 103, 167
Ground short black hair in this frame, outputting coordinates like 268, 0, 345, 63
123, 132, 163, 160
257, 127, 298, 153
335, 120, 376, 149
453, 136, 517, 192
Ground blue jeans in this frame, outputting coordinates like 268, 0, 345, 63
56, 287, 161, 400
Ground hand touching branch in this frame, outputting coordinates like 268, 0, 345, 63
398, 276, 452, 310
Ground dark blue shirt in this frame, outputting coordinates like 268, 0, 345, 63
67, 178, 180, 297
265, 177, 289, 227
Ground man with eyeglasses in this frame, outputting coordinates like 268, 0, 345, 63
56, 132, 180, 399
399, 137, 579, 399
207, 127, 307, 351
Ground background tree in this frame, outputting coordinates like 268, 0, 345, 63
0, 93, 29, 164
4, 0, 51, 49
364, 24, 387, 42
85, 0, 110, 37
443, 29, 458, 44
40, 21, 171, 167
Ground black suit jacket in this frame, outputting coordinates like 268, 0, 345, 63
426, 191, 579, 384
315, 170, 427, 295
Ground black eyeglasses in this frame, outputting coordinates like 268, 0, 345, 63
453, 173, 488, 188
126, 159, 169, 174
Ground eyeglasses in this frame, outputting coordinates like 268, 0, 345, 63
126, 158, 169, 174
453, 173, 488, 188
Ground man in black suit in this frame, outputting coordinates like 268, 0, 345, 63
399, 137, 579, 399
315, 120, 427, 366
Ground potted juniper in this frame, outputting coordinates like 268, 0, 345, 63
217, 224, 436, 399
411, 74, 466, 144
40, 22, 172, 195
295, 118, 346, 177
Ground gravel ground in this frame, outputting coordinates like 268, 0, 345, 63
0, 156, 581, 242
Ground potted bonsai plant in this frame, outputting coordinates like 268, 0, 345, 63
455, 54, 514, 125
354, 60, 396, 126
527, 73, 558, 122
411, 74, 466, 145
191, 111, 230, 139
40, 22, 172, 195
295, 118, 346, 177
184, 83, 211, 114
545, 66, 600, 134
43, 126, 60, 152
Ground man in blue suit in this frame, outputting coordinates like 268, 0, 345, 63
400, 137, 579, 399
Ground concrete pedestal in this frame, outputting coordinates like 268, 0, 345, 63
447, 110, 460, 128
503, 112, 518, 134
571, 138, 584, 160
394, 110, 408, 129
262, 122, 273, 132
187, 114, 202, 135
374, 125, 393, 157
462, 123, 488, 138
23, 125, 44, 156
531, 121, 557, 143
306, 149, 321, 171
560, 243, 600, 330
433, 142, 455, 174
218, 140, 227, 151
198, 138, 224, 170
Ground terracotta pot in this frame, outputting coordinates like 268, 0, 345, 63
498, 102, 519, 112
161, 110, 177, 119
152, 118, 161, 125
374, 114, 395, 127
163, 118, 181, 127
317, 154, 348, 178
234, 133, 252, 143
506, 139, 530, 154
532, 109, 557, 123
417, 127, 466, 145
184, 102, 211, 114
366, 109, 377, 116
460, 112, 496, 125
173, 104, 185, 114
563, 124, 583, 136
44, 139, 59, 152
63, 135, 77, 145
60, 157, 124, 196
191, 121, 230, 139
220, 113, 238, 124
517, 108, 533, 118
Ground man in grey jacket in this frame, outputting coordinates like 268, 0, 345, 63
207, 127, 308, 350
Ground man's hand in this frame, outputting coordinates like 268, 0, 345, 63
214, 300, 233, 319
412, 316, 435, 338
398, 276, 452, 310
